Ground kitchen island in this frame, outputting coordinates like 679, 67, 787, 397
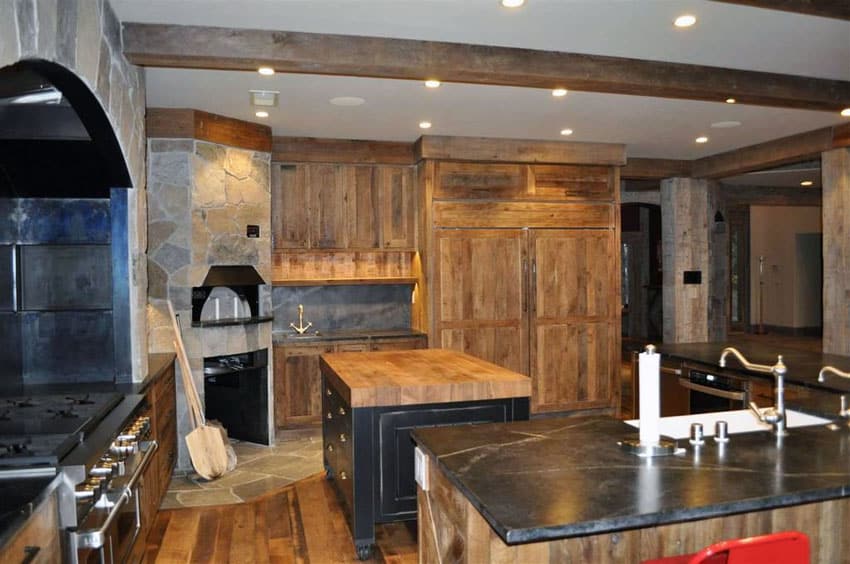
320, 348, 531, 559
413, 415, 850, 562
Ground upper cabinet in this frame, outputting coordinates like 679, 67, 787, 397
272, 163, 415, 251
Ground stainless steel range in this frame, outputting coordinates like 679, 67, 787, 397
0, 391, 156, 563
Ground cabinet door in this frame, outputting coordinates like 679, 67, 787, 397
378, 166, 415, 249
275, 344, 335, 427
344, 166, 380, 249
308, 164, 349, 248
272, 164, 310, 249
433, 229, 528, 374
529, 229, 618, 413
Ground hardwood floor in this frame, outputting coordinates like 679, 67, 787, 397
145, 474, 418, 563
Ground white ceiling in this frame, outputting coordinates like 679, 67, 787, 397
112, 0, 850, 161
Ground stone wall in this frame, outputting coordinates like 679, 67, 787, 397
147, 139, 272, 470
0, 0, 148, 380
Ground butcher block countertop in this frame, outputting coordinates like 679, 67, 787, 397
319, 349, 531, 408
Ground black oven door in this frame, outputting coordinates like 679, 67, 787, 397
679, 369, 749, 414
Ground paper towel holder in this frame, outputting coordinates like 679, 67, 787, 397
618, 343, 682, 457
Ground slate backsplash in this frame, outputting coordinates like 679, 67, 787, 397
273, 285, 412, 333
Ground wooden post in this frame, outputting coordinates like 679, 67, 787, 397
822, 147, 850, 355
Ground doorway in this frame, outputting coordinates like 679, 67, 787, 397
620, 203, 662, 342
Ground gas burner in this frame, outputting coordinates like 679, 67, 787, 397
0, 440, 32, 456
7, 398, 39, 408
65, 395, 96, 406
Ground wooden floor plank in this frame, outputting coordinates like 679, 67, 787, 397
154, 508, 201, 562
229, 503, 257, 563
146, 475, 417, 563
210, 506, 235, 562
189, 508, 221, 564
254, 499, 272, 564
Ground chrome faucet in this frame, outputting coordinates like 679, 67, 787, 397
818, 366, 850, 419
719, 347, 787, 435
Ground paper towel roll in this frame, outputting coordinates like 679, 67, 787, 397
639, 347, 661, 445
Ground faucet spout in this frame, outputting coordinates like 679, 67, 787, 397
719, 347, 787, 435
818, 365, 850, 383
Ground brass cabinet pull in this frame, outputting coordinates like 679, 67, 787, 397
340, 471, 348, 480
327, 444, 334, 452
339, 433, 347, 442
326, 387, 332, 396
326, 412, 332, 420
338, 406, 346, 416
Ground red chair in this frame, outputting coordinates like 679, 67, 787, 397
642, 531, 810, 564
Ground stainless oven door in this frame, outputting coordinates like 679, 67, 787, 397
69, 441, 157, 564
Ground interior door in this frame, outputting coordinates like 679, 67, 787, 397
433, 229, 528, 374
529, 229, 618, 413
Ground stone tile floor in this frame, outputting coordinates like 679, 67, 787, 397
160, 428, 323, 509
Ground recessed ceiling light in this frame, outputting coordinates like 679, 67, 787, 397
726, 98, 736, 104
330, 96, 365, 106
695, 136, 709, 144
800, 180, 814, 187
842, 108, 850, 117
711, 120, 742, 129
674, 14, 697, 28
425, 79, 441, 88
560, 128, 573, 136
552, 88, 568, 97
257, 67, 275, 76
419, 121, 432, 129
255, 110, 269, 118
501, 0, 525, 7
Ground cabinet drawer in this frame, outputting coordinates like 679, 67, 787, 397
1, 491, 60, 564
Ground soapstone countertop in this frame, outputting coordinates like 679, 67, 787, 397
656, 342, 850, 394
412, 415, 850, 545
272, 328, 426, 344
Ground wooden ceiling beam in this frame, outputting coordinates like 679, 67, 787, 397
709, 0, 850, 21
621, 158, 692, 180
692, 123, 850, 178
123, 23, 850, 113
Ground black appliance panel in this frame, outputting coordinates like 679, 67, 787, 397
682, 367, 749, 414
19, 244, 112, 310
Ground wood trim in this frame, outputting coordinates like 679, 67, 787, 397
146, 108, 272, 152
709, 0, 850, 20
692, 125, 835, 178
272, 136, 415, 165
415, 135, 626, 165
123, 23, 850, 112
432, 201, 614, 229
621, 158, 692, 180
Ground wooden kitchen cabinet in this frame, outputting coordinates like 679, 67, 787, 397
433, 228, 617, 414
0, 488, 60, 564
274, 343, 335, 428
272, 163, 415, 251
425, 159, 620, 415
530, 229, 617, 412
274, 336, 428, 428
377, 166, 415, 248
433, 229, 528, 375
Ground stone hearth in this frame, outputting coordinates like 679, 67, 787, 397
147, 138, 272, 471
